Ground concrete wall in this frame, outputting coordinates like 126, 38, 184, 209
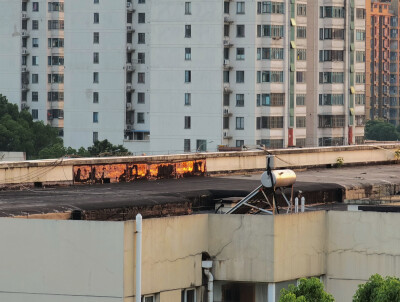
0, 219, 125, 301
0, 144, 398, 186
0, 152, 26, 162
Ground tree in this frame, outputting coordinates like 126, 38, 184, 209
87, 139, 132, 157
365, 120, 400, 141
353, 274, 400, 302
279, 278, 335, 302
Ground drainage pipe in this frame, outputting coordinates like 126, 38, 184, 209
202, 261, 213, 302
136, 214, 142, 302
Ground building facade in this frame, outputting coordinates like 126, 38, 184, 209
366, 0, 400, 126
0, 0, 366, 154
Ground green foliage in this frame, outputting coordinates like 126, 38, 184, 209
395, 149, 400, 161
335, 157, 344, 168
0, 95, 132, 159
279, 278, 335, 302
87, 139, 132, 157
365, 120, 400, 141
353, 274, 400, 302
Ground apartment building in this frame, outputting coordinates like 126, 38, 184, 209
366, 0, 400, 126
0, 0, 366, 154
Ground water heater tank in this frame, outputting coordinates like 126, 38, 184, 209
261, 169, 296, 188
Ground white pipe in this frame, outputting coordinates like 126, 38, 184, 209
136, 214, 142, 302
267, 283, 275, 302
295, 197, 299, 213
204, 268, 214, 302
301, 197, 305, 213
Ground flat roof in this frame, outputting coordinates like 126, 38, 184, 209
0, 164, 398, 218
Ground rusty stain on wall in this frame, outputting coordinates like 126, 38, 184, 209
73, 160, 206, 184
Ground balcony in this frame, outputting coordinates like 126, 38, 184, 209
126, 83, 133, 92
21, 30, 30, 37
126, 2, 135, 12
223, 59, 232, 70
127, 43, 135, 52
127, 24, 135, 33
126, 62, 134, 72
223, 38, 233, 48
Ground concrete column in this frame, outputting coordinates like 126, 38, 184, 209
268, 283, 276, 302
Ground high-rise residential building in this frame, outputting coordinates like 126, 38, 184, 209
366, 0, 400, 126
0, 0, 366, 154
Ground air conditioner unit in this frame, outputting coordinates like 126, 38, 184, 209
223, 40, 229, 45
127, 25, 133, 31
126, 64, 133, 71
223, 59, 229, 65
127, 125, 133, 130
22, 49, 28, 55
126, 2, 132, 8
21, 67, 27, 72
21, 103, 29, 110
224, 108, 229, 115
21, 31, 28, 37
22, 13, 27, 19
223, 131, 229, 137
224, 17, 231, 23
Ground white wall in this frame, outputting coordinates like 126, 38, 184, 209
0, 219, 125, 301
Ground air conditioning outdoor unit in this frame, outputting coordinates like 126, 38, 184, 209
223, 131, 229, 137
224, 59, 229, 65
224, 108, 229, 115
22, 49, 27, 55
127, 125, 133, 130
127, 25, 133, 31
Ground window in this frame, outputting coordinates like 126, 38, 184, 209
138, 33, 145, 44
93, 92, 99, 103
356, 30, 366, 41
32, 38, 39, 47
236, 2, 245, 14
236, 25, 245, 37
32, 2, 39, 11
48, 2, 64, 12
48, 91, 64, 102
356, 51, 365, 63
32, 91, 38, 102
32, 20, 39, 30
138, 0, 145, 3
296, 116, 306, 128
196, 140, 206, 152
224, 1, 229, 14
296, 71, 306, 83
32, 109, 38, 119
257, 24, 284, 37
184, 116, 191, 129
185, 48, 191, 60
93, 112, 99, 123
256, 93, 285, 106
32, 56, 38, 66
236, 48, 245, 60
319, 28, 345, 40
223, 70, 229, 83
138, 72, 145, 83
355, 94, 365, 105
297, 49, 306, 60
48, 20, 64, 30
256, 116, 284, 129
297, 26, 307, 39
137, 112, 145, 123
224, 24, 230, 37
184, 93, 191, 105
236, 117, 244, 130
236, 94, 244, 107
93, 52, 99, 64
236, 71, 244, 83
93, 132, 98, 143
48, 56, 64, 66
319, 50, 344, 62
22, 2, 27, 11
138, 13, 145, 23
223, 94, 229, 106
256, 71, 284, 83
236, 140, 244, 147
94, 13, 99, 23
296, 138, 306, 147
320, 6, 345, 18
257, 48, 284, 60
184, 139, 191, 152
355, 115, 365, 126
356, 73, 365, 84
223, 116, 229, 129
185, 70, 191, 83
32, 74, 39, 84
48, 74, 64, 83
22, 56, 27, 66
319, 72, 344, 84
48, 38, 64, 48
185, 25, 191, 38
138, 53, 145, 64
94, 0, 99, 3
138, 92, 145, 104
297, 4, 306, 16
93, 32, 99, 44
356, 8, 366, 19
318, 115, 345, 128
93, 72, 99, 83
185, 2, 191, 15
47, 109, 64, 120
296, 94, 305, 106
